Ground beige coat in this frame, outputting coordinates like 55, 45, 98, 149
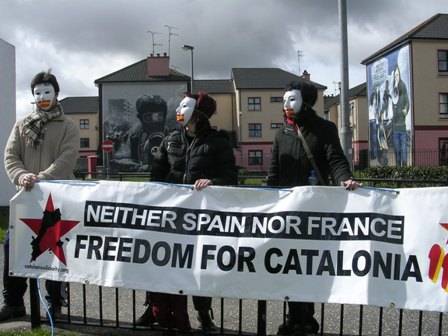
4, 114, 80, 186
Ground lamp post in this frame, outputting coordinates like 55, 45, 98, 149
338, 0, 353, 166
182, 44, 194, 92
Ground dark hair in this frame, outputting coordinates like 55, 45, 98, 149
185, 91, 216, 118
136, 95, 167, 116
285, 81, 318, 107
30, 71, 60, 94
182, 92, 215, 136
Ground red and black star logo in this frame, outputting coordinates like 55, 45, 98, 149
20, 194, 80, 266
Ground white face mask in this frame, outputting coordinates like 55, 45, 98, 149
283, 89, 303, 117
176, 96, 196, 126
33, 83, 57, 111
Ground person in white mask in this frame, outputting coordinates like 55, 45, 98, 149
2, 70, 79, 322
267, 81, 359, 335
137, 92, 236, 332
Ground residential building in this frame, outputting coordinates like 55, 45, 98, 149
362, 13, 448, 167
80, 54, 328, 173
94, 54, 190, 172
60, 96, 99, 158
231, 68, 326, 172
193, 79, 235, 133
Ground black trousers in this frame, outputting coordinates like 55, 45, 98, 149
146, 292, 211, 313
288, 301, 315, 324
3, 231, 62, 307
193, 296, 212, 313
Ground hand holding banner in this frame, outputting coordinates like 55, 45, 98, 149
8, 181, 448, 312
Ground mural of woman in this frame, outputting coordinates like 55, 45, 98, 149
368, 88, 380, 162
391, 65, 410, 167
377, 83, 393, 166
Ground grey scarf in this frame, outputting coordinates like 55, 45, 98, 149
22, 103, 63, 147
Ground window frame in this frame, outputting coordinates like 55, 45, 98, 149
438, 50, 448, 73
270, 122, 283, 129
248, 123, 262, 138
248, 97, 262, 111
79, 119, 90, 129
80, 137, 90, 148
248, 149, 263, 166
440, 93, 448, 118
439, 138, 448, 166
270, 96, 283, 103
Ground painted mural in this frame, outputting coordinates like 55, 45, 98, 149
102, 83, 187, 172
367, 44, 413, 167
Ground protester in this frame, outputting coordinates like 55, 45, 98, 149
2, 70, 80, 321
267, 81, 359, 335
143, 91, 237, 331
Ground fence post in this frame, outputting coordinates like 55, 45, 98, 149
29, 279, 41, 328
257, 300, 267, 336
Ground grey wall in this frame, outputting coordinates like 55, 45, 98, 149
0, 39, 17, 206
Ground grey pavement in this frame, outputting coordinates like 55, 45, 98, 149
0, 245, 446, 335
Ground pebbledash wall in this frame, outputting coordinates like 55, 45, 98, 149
412, 40, 448, 166
0, 39, 17, 206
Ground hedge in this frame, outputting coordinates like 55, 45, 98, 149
354, 166, 448, 187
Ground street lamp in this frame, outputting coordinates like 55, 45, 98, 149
182, 44, 194, 92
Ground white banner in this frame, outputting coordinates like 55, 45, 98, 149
9, 181, 448, 312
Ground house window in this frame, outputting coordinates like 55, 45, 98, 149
270, 96, 283, 103
248, 123, 262, 137
271, 122, 283, 129
80, 138, 90, 148
248, 150, 263, 166
248, 97, 261, 111
439, 138, 448, 166
440, 93, 448, 118
80, 119, 90, 129
438, 50, 448, 73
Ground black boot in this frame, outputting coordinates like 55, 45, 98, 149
302, 317, 319, 335
136, 305, 154, 326
197, 309, 217, 332
277, 316, 301, 335
0, 304, 26, 322
48, 304, 61, 321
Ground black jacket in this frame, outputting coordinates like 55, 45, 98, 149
151, 127, 237, 186
267, 110, 352, 187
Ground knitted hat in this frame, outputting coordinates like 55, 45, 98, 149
192, 92, 216, 118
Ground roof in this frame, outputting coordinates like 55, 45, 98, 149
60, 96, 99, 114
231, 68, 327, 90
347, 82, 367, 98
95, 59, 190, 84
324, 95, 339, 112
362, 13, 448, 64
193, 79, 233, 94
324, 82, 366, 110
0, 38, 14, 48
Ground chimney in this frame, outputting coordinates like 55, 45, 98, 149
301, 70, 310, 81
147, 53, 170, 77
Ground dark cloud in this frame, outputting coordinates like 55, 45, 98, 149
0, 0, 445, 116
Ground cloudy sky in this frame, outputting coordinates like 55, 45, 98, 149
1, 0, 446, 118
